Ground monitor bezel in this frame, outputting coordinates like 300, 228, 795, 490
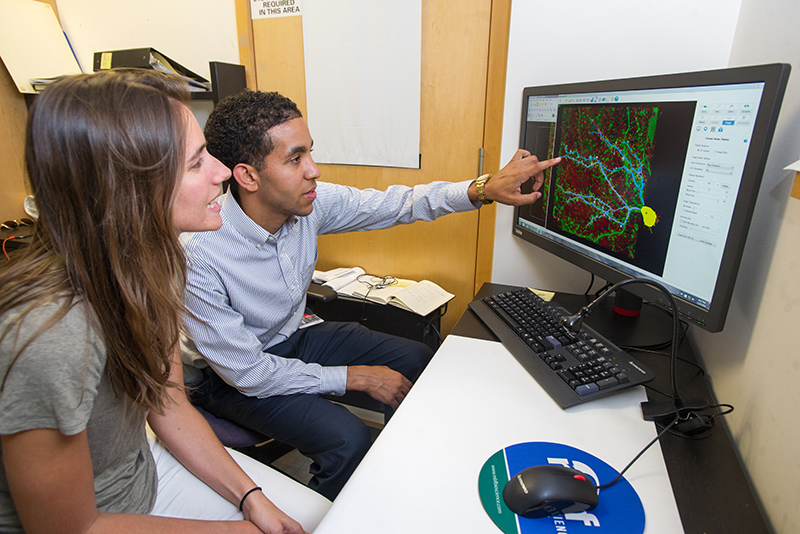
513, 63, 790, 332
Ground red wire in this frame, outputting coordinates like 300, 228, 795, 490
3, 236, 16, 261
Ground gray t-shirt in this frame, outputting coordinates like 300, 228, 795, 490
0, 301, 156, 532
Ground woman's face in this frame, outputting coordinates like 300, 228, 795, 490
172, 105, 230, 233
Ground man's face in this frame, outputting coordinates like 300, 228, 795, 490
255, 117, 321, 233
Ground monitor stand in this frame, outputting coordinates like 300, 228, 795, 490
555, 291, 674, 349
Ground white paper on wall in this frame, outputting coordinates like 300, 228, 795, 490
301, 0, 421, 168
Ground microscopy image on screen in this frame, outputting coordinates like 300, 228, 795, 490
547, 102, 693, 276
553, 104, 659, 259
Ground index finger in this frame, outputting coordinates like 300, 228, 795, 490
529, 156, 560, 172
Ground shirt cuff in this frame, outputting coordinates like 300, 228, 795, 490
453, 179, 482, 210
320, 365, 348, 396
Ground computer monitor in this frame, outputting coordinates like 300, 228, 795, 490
514, 63, 790, 342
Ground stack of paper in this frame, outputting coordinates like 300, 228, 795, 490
314, 267, 454, 316
312, 267, 365, 295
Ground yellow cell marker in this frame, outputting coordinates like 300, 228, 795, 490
641, 206, 657, 228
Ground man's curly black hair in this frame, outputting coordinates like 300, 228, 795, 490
203, 89, 302, 196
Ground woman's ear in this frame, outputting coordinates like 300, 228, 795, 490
232, 163, 260, 192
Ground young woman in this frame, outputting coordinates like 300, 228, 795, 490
0, 70, 329, 533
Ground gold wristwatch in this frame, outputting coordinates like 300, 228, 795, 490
476, 173, 493, 205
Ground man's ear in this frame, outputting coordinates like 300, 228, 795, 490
232, 163, 261, 192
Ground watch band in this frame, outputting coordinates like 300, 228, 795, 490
476, 173, 493, 205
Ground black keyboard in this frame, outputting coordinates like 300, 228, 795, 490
469, 288, 655, 409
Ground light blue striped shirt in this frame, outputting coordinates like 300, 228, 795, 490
182, 180, 478, 398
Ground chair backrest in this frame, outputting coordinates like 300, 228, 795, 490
194, 404, 270, 448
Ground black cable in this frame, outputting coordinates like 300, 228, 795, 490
709, 403, 734, 421
357, 284, 375, 325
583, 273, 596, 296
642, 384, 672, 400
354, 274, 397, 325
420, 317, 443, 347
593, 281, 612, 299
597, 415, 680, 490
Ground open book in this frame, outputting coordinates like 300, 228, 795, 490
352, 279, 454, 316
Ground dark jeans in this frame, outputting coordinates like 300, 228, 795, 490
189, 321, 433, 500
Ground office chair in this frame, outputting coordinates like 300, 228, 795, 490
194, 404, 270, 448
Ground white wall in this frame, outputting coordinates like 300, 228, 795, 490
692, 1, 800, 533
494, 0, 741, 294
55, 0, 239, 80
495, 1, 800, 532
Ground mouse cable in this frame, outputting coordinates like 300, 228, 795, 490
596, 415, 680, 490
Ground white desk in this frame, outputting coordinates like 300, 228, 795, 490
314, 335, 683, 533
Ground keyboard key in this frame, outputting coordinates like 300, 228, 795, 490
542, 335, 561, 350
557, 370, 574, 383
596, 377, 619, 390
576, 383, 600, 396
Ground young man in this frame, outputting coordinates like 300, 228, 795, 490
181, 90, 560, 499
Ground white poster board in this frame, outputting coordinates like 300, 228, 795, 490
301, 0, 421, 168
0, 0, 82, 93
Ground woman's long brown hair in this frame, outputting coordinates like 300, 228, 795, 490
0, 70, 191, 412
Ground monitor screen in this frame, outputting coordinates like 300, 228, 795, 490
514, 63, 790, 333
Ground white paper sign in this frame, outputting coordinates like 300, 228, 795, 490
251, 0, 302, 19
302, 0, 421, 168
784, 158, 800, 172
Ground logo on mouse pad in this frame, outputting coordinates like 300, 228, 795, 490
478, 442, 645, 534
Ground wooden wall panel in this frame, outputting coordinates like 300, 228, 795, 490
0, 0, 57, 221
252, 15, 308, 114
0, 61, 30, 221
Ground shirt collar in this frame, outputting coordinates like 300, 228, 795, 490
221, 191, 297, 244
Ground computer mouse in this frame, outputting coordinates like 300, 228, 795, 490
502, 465, 599, 518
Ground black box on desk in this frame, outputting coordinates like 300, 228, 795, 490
308, 295, 442, 352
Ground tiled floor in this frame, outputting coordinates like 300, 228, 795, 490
271, 448, 315, 484
269, 424, 383, 485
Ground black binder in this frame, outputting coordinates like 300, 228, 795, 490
92, 48, 210, 90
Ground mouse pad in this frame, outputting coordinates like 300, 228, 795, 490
478, 441, 645, 534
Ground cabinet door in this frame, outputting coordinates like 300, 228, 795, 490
239, 0, 504, 335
